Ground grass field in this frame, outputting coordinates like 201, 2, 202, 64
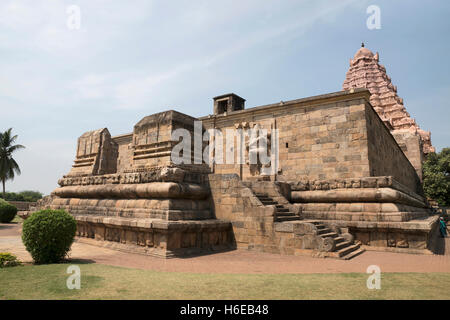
11, 215, 23, 223
0, 263, 449, 299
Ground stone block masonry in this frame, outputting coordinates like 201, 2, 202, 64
25, 72, 439, 257
28, 111, 234, 258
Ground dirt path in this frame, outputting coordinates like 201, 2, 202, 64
2, 223, 450, 274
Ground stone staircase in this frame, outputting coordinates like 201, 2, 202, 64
308, 220, 365, 260
254, 193, 300, 222
254, 193, 364, 260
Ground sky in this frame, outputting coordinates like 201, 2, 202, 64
1, 0, 449, 195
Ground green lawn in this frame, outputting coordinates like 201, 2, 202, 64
11, 215, 23, 223
0, 263, 449, 299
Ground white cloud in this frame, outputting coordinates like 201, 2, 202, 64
2, 0, 359, 112
89, 0, 359, 110
1, 0, 371, 194
70, 73, 110, 99
7, 138, 75, 195
0, 1, 44, 29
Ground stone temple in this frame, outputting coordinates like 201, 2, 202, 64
29, 45, 440, 259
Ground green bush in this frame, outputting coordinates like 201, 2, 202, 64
22, 209, 77, 264
0, 252, 22, 267
0, 199, 17, 223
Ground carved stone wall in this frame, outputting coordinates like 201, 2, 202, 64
113, 133, 133, 173
36, 111, 232, 258
202, 91, 373, 182
68, 128, 118, 176
202, 89, 421, 193
364, 101, 422, 194
391, 130, 424, 180
132, 110, 200, 170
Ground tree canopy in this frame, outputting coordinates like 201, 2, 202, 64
0, 190, 43, 202
423, 148, 450, 206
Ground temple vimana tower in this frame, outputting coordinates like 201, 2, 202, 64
343, 44, 435, 180
28, 45, 440, 259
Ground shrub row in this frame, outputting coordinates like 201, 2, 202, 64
0, 199, 17, 223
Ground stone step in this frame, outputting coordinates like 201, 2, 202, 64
334, 236, 345, 244
335, 240, 351, 250
276, 208, 290, 213
340, 248, 365, 260
319, 232, 338, 238
276, 212, 296, 217
276, 216, 301, 222
336, 244, 361, 257
317, 228, 333, 235
261, 201, 277, 205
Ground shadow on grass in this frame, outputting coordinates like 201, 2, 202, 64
21, 258, 97, 266
65, 258, 97, 265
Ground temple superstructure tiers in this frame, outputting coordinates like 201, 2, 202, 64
343, 45, 435, 162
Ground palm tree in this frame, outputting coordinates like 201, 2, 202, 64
0, 128, 25, 198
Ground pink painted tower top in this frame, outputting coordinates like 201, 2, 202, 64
343, 44, 435, 155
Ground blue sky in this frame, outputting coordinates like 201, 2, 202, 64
1, 0, 449, 195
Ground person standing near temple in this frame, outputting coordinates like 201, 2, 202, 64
439, 217, 448, 238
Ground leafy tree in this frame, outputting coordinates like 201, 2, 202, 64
0, 190, 43, 202
423, 148, 450, 206
0, 192, 21, 201
17, 190, 43, 202
0, 129, 25, 198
